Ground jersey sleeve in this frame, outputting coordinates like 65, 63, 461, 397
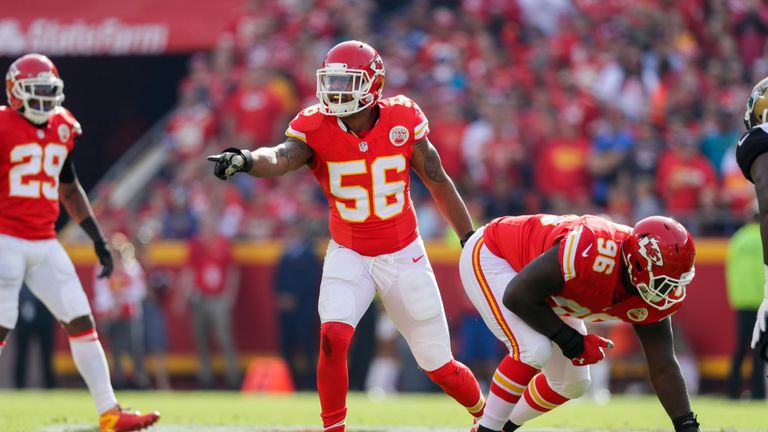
286, 104, 324, 143
58, 107, 83, 138
558, 223, 591, 282
736, 125, 768, 182
411, 99, 429, 141
557, 223, 619, 297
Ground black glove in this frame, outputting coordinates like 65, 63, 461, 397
206, 147, 253, 180
460, 230, 476, 248
672, 412, 700, 432
549, 323, 585, 359
79, 216, 113, 279
94, 239, 114, 279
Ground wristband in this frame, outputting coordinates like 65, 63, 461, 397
80, 216, 106, 244
549, 323, 584, 359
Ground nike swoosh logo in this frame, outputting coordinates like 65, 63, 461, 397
738, 133, 749, 146
581, 244, 593, 258
412, 255, 424, 263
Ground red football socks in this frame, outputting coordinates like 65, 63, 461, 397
317, 322, 355, 432
481, 355, 539, 430
425, 358, 485, 418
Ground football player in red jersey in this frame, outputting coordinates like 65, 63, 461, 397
208, 41, 485, 431
459, 214, 700, 432
0, 54, 159, 432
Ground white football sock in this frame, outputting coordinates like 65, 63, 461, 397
0, 341, 5, 357
69, 330, 118, 414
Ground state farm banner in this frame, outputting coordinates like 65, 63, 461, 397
1, 0, 243, 55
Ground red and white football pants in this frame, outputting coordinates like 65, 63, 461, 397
319, 236, 451, 370
458, 227, 591, 398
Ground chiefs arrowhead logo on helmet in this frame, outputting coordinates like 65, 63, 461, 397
637, 236, 664, 267
622, 216, 696, 310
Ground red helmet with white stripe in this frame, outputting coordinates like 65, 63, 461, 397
622, 216, 696, 310
316, 40, 385, 117
5, 53, 65, 125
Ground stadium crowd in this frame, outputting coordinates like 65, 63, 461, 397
89, 0, 768, 243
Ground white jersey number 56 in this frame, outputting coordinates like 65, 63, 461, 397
328, 155, 406, 222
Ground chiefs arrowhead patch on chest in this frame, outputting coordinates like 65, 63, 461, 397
389, 125, 409, 146
57, 124, 70, 143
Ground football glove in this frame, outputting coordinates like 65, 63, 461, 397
207, 147, 253, 180
94, 240, 114, 279
672, 412, 700, 432
751, 267, 768, 361
550, 323, 613, 366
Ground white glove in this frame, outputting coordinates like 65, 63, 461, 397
751, 266, 768, 349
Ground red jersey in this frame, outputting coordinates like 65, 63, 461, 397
484, 214, 682, 324
0, 106, 80, 240
286, 95, 429, 256
188, 235, 233, 296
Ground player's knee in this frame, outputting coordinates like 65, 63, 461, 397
63, 314, 95, 335
319, 322, 354, 358
519, 339, 554, 369
318, 294, 356, 323
412, 341, 452, 371
400, 269, 441, 322
554, 377, 592, 399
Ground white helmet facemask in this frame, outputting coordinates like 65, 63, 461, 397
10, 73, 64, 124
316, 63, 377, 117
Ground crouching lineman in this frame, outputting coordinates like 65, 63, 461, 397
459, 214, 700, 432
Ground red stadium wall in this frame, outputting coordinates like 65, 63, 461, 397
58, 239, 734, 378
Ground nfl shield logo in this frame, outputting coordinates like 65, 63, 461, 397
359, 141, 368, 152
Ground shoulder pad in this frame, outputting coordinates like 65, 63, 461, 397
55, 107, 82, 136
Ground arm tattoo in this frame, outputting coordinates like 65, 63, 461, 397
416, 139, 448, 183
277, 139, 313, 170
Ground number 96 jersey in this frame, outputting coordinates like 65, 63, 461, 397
286, 95, 429, 256
0, 106, 80, 240
483, 214, 681, 324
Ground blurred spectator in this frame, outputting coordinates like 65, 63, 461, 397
534, 122, 591, 212
13, 284, 56, 389
176, 217, 241, 389
221, 59, 287, 149
655, 125, 717, 231
164, 82, 217, 161
587, 110, 634, 207
102, 0, 768, 240
273, 226, 322, 390
93, 234, 150, 389
725, 213, 767, 400
161, 187, 198, 239
134, 240, 172, 390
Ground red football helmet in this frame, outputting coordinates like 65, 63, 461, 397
316, 40, 385, 117
5, 53, 64, 125
621, 216, 696, 310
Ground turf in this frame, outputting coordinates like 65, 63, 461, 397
0, 390, 765, 431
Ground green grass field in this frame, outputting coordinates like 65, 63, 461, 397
0, 390, 765, 432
